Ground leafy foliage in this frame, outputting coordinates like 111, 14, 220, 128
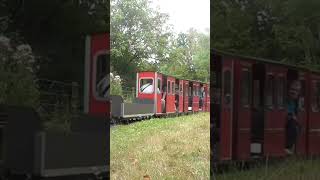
111, 0, 210, 90
110, 73, 123, 96
0, 34, 39, 108
111, 0, 172, 87
212, 0, 320, 70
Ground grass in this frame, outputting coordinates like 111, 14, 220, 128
110, 113, 210, 180
215, 157, 320, 180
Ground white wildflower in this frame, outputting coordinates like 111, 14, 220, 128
0, 35, 10, 48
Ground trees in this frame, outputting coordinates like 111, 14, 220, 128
111, 0, 172, 87
212, 0, 320, 70
111, 0, 210, 90
160, 29, 210, 82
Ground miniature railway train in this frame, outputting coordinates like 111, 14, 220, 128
211, 49, 320, 164
0, 33, 110, 179
110, 72, 210, 123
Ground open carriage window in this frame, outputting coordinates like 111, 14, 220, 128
140, 79, 154, 94
168, 81, 171, 95
194, 86, 197, 96
223, 70, 231, 106
277, 76, 286, 108
299, 79, 306, 111
95, 53, 109, 98
311, 80, 320, 112
266, 74, 275, 108
157, 78, 161, 94
253, 80, 260, 109
241, 69, 251, 106
172, 82, 175, 94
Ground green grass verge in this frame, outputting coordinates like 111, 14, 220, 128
215, 157, 320, 180
110, 113, 210, 180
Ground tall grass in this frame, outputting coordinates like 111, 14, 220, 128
110, 113, 210, 180
215, 156, 320, 180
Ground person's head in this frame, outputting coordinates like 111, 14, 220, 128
289, 80, 301, 100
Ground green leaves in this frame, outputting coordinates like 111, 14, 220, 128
111, 0, 171, 86
212, 0, 320, 68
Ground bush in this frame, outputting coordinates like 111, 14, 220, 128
0, 35, 39, 108
110, 72, 123, 96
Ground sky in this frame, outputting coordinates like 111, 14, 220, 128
150, 0, 210, 34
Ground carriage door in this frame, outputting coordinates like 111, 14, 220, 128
203, 84, 208, 111
220, 58, 234, 160
296, 72, 307, 155
234, 62, 252, 160
179, 80, 184, 113
156, 73, 163, 114
308, 75, 320, 156
264, 66, 287, 157
193, 83, 199, 111
166, 77, 175, 113
184, 81, 189, 112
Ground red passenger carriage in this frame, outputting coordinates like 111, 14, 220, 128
212, 49, 320, 163
131, 72, 210, 118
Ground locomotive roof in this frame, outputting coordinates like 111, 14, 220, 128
212, 48, 320, 74
138, 71, 209, 85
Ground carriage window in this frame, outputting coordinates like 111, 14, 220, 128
266, 74, 275, 108
157, 78, 161, 94
253, 80, 260, 108
168, 81, 171, 94
184, 84, 189, 96
241, 70, 251, 106
299, 79, 305, 111
277, 76, 285, 108
180, 84, 183, 95
189, 87, 192, 96
95, 54, 109, 98
172, 82, 175, 94
140, 79, 154, 94
223, 70, 231, 106
311, 81, 320, 112
195, 86, 198, 96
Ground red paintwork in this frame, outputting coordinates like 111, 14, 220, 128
89, 33, 110, 117
220, 58, 233, 160
135, 73, 209, 115
234, 60, 252, 160
166, 76, 176, 113
193, 82, 199, 112
296, 72, 308, 155
203, 84, 208, 111
179, 80, 184, 113
184, 80, 189, 112
308, 74, 320, 156
263, 65, 287, 157
156, 73, 163, 114
137, 72, 156, 100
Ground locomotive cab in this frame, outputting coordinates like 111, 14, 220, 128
83, 34, 110, 117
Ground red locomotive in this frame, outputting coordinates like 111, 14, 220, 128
212, 49, 320, 162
